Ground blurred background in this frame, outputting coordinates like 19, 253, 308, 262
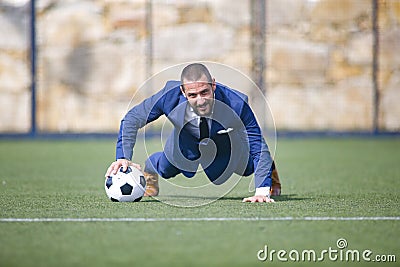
0, 0, 399, 136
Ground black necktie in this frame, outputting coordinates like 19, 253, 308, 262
199, 117, 209, 140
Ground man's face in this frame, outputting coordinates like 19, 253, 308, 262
181, 75, 216, 116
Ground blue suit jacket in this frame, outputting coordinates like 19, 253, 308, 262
116, 81, 273, 188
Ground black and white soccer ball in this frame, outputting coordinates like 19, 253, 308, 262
105, 166, 146, 202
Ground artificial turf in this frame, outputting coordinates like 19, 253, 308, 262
0, 137, 399, 266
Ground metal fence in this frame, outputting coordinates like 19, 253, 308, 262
1, 0, 399, 137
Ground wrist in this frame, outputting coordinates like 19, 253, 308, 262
255, 186, 271, 197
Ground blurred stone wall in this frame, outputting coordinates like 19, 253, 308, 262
267, 0, 400, 131
0, 1, 30, 133
0, 0, 399, 133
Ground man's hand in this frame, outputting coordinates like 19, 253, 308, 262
242, 195, 275, 203
105, 159, 142, 177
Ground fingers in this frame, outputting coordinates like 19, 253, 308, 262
104, 159, 142, 177
121, 161, 142, 171
121, 160, 129, 173
104, 160, 123, 177
131, 163, 142, 171
105, 164, 115, 177
242, 196, 256, 202
105, 162, 119, 177
242, 196, 275, 203
242, 197, 248, 202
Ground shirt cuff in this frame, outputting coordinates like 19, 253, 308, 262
255, 186, 271, 197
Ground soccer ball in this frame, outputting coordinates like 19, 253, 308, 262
105, 166, 146, 202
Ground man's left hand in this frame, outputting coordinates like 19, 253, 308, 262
242, 195, 275, 203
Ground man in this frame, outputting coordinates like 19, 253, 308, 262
105, 63, 281, 203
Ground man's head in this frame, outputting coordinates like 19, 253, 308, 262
180, 63, 216, 116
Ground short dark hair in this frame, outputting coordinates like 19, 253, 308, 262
180, 63, 212, 86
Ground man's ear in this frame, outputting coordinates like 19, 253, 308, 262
212, 78, 216, 91
180, 85, 186, 98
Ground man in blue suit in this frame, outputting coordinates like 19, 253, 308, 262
105, 63, 281, 203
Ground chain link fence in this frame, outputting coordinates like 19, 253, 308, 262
1, 0, 399, 135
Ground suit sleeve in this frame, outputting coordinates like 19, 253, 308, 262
240, 102, 273, 189
115, 88, 167, 160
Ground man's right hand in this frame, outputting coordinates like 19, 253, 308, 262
105, 159, 142, 177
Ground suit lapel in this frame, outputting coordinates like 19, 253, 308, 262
210, 87, 226, 136
176, 93, 188, 129
164, 91, 188, 129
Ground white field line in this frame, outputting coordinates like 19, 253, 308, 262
0, 217, 400, 223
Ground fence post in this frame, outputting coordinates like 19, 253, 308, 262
372, 0, 380, 133
30, 0, 37, 137
250, 0, 266, 94
250, 0, 267, 131
145, 0, 153, 80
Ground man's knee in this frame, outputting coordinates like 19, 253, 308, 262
145, 152, 180, 178
144, 156, 158, 174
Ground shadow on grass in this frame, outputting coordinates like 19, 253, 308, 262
271, 194, 309, 201
220, 194, 309, 202
141, 194, 309, 202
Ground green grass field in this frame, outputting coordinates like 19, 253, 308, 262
0, 137, 399, 267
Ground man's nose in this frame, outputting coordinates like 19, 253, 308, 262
196, 95, 206, 104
